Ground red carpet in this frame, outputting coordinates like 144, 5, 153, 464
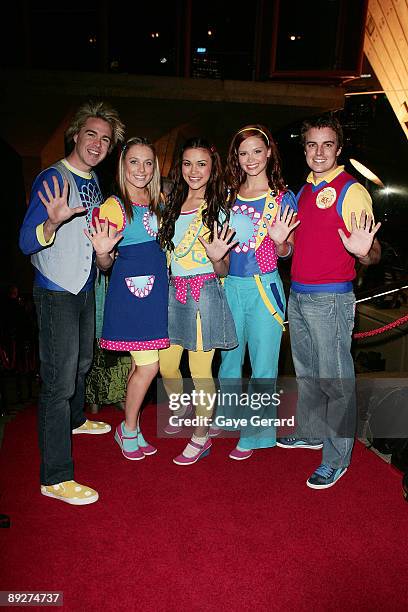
1, 404, 407, 611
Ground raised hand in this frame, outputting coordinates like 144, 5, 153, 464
338, 211, 381, 258
264, 205, 300, 246
38, 176, 86, 226
198, 222, 238, 262
84, 217, 123, 256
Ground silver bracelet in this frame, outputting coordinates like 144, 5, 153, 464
278, 242, 293, 259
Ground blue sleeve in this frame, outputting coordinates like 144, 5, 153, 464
295, 185, 305, 204
281, 190, 298, 213
19, 168, 64, 255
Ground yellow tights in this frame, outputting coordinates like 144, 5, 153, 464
159, 314, 215, 418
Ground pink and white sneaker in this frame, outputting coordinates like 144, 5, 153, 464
164, 403, 193, 435
173, 438, 212, 466
209, 425, 222, 437
114, 424, 145, 461
136, 426, 157, 456
228, 447, 253, 461
163, 420, 183, 435
139, 442, 157, 456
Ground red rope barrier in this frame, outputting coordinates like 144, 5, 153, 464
354, 313, 408, 339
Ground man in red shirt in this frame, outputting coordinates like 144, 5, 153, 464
277, 114, 381, 489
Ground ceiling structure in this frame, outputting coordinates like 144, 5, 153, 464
0, 68, 345, 195
364, 0, 408, 138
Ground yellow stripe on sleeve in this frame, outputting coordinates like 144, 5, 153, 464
36, 222, 55, 247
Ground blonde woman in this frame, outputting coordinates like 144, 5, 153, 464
87, 137, 169, 461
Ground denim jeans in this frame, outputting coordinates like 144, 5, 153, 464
288, 290, 356, 468
33, 287, 95, 485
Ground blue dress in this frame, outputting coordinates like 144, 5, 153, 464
99, 197, 169, 352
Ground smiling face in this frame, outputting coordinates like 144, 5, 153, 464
237, 135, 271, 177
181, 147, 212, 193
71, 117, 112, 171
304, 126, 342, 179
124, 144, 155, 196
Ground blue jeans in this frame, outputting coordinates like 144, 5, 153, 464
33, 287, 95, 485
288, 290, 356, 468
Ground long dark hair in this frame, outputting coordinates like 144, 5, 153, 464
117, 136, 161, 223
158, 137, 228, 251
225, 124, 286, 204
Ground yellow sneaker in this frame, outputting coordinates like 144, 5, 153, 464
72, 419, 111, 435
40, 480, 99, 505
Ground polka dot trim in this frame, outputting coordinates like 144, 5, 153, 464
253, 190, 284, 274
100, 337, 170, 351
275, 190, 285, 206
171, 273, 217, 304
255, 234, 278, 273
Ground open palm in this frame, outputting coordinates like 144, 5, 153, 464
84, 217, 123, 255
265, 205, 300, 245
198, 222, 238, 262
338, 211, 381, 257
38, 176, 85, 225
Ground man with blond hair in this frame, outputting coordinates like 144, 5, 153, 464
20, 101, 125, 505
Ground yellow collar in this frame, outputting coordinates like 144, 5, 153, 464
62, 158, 92, 179
307, 165, 344, 186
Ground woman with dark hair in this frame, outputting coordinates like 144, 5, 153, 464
158, 136, 237, 465
86, 136, 169, 461
218, 124, 299, 460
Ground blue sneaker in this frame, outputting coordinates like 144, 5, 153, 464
307, 464, 348, 489
276, 437, 323, 450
